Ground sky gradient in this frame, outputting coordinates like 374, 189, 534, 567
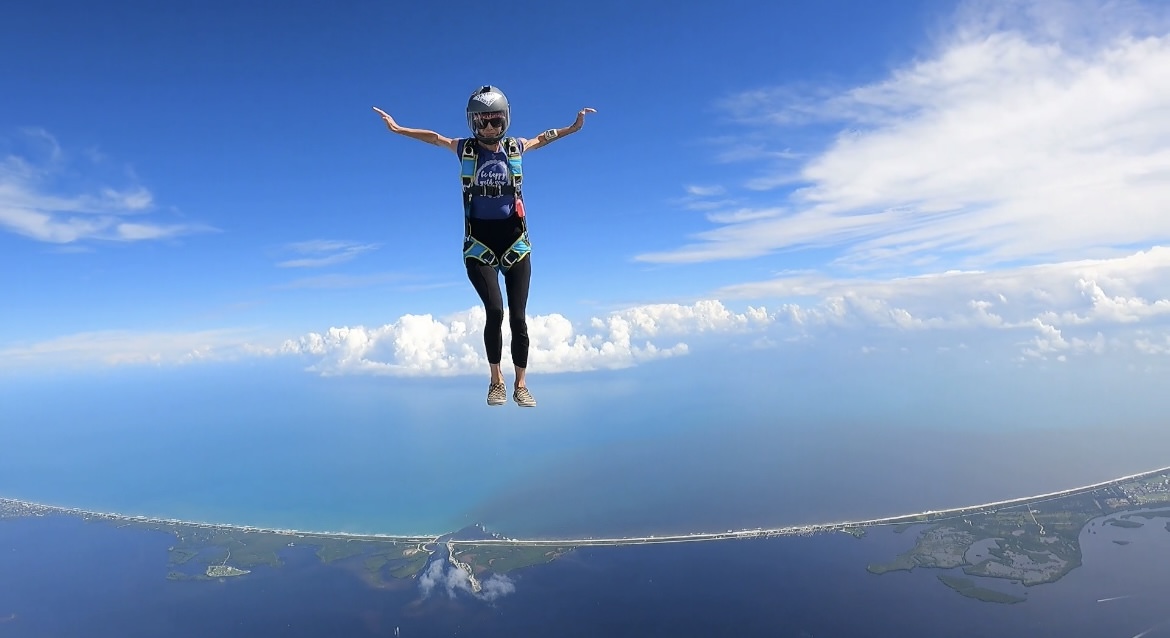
3, 0, 1168, 380
2, 0, 1170, 535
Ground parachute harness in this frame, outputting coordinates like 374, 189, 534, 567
461, 137, 531, 272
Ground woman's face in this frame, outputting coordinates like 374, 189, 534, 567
473, 111, 506, 134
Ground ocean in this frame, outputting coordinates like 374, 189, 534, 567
1, 509, 1168, 636
2, 356, 1169, 540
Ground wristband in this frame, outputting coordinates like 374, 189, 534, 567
542, 128, 559, 140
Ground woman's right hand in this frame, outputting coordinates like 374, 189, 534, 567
372, 106, 400, 133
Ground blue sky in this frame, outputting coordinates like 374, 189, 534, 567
3, 0, 1170, 535
4, 0, 1169, 380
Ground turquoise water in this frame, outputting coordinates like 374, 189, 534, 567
3, 353, 1169, 538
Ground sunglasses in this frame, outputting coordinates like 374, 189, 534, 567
474, 117, 505, 129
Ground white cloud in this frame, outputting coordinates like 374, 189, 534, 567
279, 302, 766, 376
671, 184, 743, 213
684, 185, 725, 197
715, 246, 1170, 361
1134, 334, 1170, 354
276, 240, 381, 268
641, 0, 1170, 268
0, 129, 211, 243
5, 247, 1168, 371
418, 559, 515, 602
704, 207, 785, 225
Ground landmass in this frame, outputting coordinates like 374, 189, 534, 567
936, 575, 1026, 604
866, 471, 1170, 602
0, 499, 440, 584
3, 465, 1170, 601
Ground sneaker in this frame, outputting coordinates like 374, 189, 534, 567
487, 382, 507, 406
512, 386, 537, 408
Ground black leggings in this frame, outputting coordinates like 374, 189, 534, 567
466, 256, 531, 368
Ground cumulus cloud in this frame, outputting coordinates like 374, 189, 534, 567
0, 129, 211, 243
6, 247, 1168, 370
716, 246, 1170, 361
275, 247, 1169, 371
640, 0, 1170, 268
278, 301, 773, 376
418, 559, 515, 602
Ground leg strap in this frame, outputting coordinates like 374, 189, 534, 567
464, 233, 531, 273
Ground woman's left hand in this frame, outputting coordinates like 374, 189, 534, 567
574, 107, 597, 128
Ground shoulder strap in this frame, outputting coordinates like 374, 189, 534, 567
502, 137, 523, 197
460, 139, 479, 191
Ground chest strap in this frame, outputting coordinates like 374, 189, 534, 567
466, 184, 517, 197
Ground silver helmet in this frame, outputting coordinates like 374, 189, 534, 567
466, 85, 510, 143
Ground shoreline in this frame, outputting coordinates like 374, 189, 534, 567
5, 463, 1169, 546
0, 499, 440, 543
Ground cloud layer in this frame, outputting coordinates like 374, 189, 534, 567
0, 329, 271, 369
640, 0, 1170, 269
3, 245, 1168, 372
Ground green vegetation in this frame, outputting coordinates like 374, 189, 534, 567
866, 554, 916, 574
1124, 509, 1170, 520
93, 517, 439, 582
936, 575, 1025, 604
389, 552, 430, 578
167, 547, 200, 565
362, 546, 431, 580
872, 471, 1170, 603
316, 540, 370, 564
452, 544, 575, 575
868, 527, 974, 574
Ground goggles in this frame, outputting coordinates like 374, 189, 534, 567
473, 114, 506, 130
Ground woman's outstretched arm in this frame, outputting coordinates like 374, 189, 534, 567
520, 108, 596, 153
373, 106, 459, 153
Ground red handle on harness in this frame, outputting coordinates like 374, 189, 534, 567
514, 198, 525, 218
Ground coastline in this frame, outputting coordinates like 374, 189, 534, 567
5, 463, 1169, 546
5, 464, 1170, 602
0, 498, 440, 543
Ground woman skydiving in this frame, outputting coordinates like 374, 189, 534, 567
373, 86, 596, 407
